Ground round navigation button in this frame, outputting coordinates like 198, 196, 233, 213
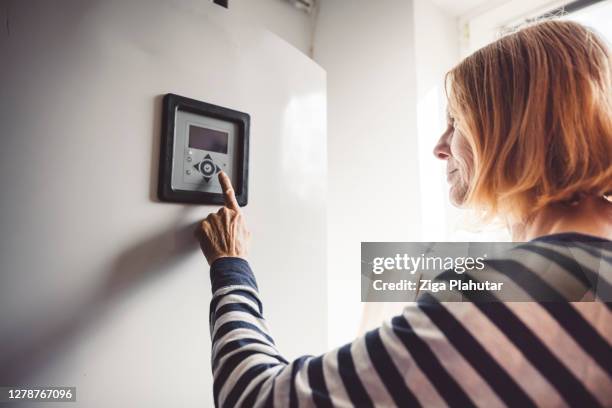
199, 159, 215, 176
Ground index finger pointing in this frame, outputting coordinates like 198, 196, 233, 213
219, 171, 240, 210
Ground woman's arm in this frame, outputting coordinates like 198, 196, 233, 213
209, 254, 605, 408
209, 257, 519, 408
209, 257, 285, 407
209, 257, 414, 408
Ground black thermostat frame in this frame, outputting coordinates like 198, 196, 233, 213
157, 93, 250, 206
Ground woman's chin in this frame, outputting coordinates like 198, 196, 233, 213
448, 185, 468, 207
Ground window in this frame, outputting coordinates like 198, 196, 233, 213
563, 0, 612, 41
460, 0, 612, 57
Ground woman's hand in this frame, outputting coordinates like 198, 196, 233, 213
198, 172, 250, 265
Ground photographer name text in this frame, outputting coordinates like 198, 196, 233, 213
372, 279, 504, 292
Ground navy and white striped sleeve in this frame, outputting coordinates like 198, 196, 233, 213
209, 257, 611, 407
209, 257, 415, 407
208, 258, 469, 407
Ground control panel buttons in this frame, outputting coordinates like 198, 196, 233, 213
193, 153, 222, 183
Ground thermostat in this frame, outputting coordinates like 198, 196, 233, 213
158, 93, 249, 206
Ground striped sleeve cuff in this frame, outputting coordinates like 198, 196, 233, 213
210, 257, 258, 293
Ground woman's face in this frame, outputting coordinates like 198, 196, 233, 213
433, 112, 474, 206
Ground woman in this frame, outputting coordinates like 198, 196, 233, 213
200, 20, 612, 407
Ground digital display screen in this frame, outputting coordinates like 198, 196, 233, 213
188, 125, 228, 154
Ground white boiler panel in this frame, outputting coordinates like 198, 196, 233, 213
0, 1, 327, 407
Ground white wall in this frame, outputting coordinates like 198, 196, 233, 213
351, 0, 463, 331
430, 0, 507, 16
0, 1, 326, 406
313, 0, 423, 347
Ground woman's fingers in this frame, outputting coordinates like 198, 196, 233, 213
197, 172, 248, 265
219, 171, 240, 211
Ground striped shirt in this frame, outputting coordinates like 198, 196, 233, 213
209, 233, 612, 407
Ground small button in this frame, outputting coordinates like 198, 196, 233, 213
186, 169, 192, 175
188, 150, 193, 155
186, 156, 192, 162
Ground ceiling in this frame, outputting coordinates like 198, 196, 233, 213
429, 0, 509, 17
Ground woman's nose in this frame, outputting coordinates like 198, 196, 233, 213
433, 131, 451, 160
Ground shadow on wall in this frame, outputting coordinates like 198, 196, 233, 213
0, 216, 203, 384
0, 94, 204, 384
